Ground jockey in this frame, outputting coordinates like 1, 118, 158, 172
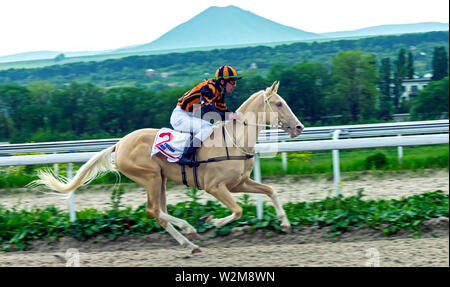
170, 65, 242, 166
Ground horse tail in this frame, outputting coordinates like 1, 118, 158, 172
29, 145, 117, 193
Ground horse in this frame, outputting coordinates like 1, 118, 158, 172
31, 81, 304, 253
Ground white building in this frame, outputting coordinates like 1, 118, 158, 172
388, 76, 431, 103
399, 77, 430, 102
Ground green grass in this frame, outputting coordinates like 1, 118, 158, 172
259, 145, 449, 176
0, 145, 448, 189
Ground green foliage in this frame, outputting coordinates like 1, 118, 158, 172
432, 46, 449, 81
0, 36, 449, 143
0, 190, 447, 251
110, 186, 125, 211
365, 152, 388, 170
54, 53, 66, 63
328, 50, 380, 121
0, 31, 447, 87
378, 58, 392, 120
411, 77, 449, 120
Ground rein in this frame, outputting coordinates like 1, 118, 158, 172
222, 91, 282, 155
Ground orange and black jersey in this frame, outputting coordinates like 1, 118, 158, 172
177, 79, 230, 117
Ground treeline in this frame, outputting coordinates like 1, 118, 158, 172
1, 49, 448, 143
0, 32, 448, 90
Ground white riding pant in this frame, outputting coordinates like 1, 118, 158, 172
170, 106, 213, 144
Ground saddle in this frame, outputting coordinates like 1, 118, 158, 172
150, 128, 191, 162
151, 127, 254, 189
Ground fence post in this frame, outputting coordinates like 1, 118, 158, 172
254, 153, 263, 220
67, 162, 76, 222
397, 134, 403, 164
53, 152, 59, 176
281, 152, 288, 173
332, 130, 342, 197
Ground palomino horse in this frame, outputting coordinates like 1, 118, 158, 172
32, 81, 304, 253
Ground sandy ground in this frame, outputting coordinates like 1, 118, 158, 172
0, 169, 448, 267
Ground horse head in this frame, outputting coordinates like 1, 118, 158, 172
263, 81, 304, 138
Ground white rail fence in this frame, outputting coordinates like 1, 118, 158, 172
0, 120, 448, 221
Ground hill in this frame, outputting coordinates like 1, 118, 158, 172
322, 22, 449, 38
115, 5, 323, 53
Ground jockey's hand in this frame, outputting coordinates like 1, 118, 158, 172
228, 112, 241, 121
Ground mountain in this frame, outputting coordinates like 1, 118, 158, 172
321, 22, 449, 38
114, 5, 323, 53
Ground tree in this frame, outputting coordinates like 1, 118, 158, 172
378, 58, 392, 120
54, 53, 66, 62
0, 113, 14, 141
0, 84, 33, 142
432, 46, 449, 81
232, 70, 270, 112
411, 76, 449, 119
407, 51, 414, 79
393, 48, 408, 111
278, 62, 330, 123
329, 50, 380, 122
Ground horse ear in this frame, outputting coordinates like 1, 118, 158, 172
274, 81, 280, 93
269, 81, 277, 94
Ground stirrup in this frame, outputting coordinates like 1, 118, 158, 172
178, 146, 199, 167
178, 156, 199, 167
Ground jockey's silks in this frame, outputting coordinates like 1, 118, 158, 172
177, 79, 229, 114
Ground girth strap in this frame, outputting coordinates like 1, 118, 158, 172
181, 164, 188, 187
193, 152, 200, 189
222, 125, 230, 160
196, 154, 254, 164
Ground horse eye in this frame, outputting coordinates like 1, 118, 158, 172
276, 102, 282, 107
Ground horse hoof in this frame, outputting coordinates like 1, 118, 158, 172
200, 214, 212, 222
192, 248, 202, 254
281, 225, 291, 233
187, 232, 200, 240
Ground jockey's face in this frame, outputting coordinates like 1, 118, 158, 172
225, 80, 236, 94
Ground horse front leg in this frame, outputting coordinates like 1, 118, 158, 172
230, 178, 291, 232
202, 183, 243, 227
160, 174, 198, 239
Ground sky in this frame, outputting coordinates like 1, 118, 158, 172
0, 0, 448, 57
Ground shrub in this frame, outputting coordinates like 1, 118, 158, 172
365, 152, 388, 169
0, 190, 448, 251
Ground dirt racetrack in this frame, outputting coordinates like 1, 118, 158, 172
0, 169, 449, 267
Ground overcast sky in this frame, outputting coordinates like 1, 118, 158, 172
0, 0, 448, 57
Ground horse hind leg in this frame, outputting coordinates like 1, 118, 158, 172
121, 168, 200, 253
143, 180, 200, 253
157, 211, 201, 253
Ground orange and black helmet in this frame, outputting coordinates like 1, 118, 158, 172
214, 65, 242, 81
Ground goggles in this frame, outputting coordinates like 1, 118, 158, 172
228, 80, 236, 85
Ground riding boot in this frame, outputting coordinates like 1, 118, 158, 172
178, 138, 201, 167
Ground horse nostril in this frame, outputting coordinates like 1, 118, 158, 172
296, 125, 304, 131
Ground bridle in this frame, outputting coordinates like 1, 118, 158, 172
222, 91, 286, 155
236, 91, 282, 129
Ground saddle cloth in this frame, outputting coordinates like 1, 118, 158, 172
151, 128, 191, 162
